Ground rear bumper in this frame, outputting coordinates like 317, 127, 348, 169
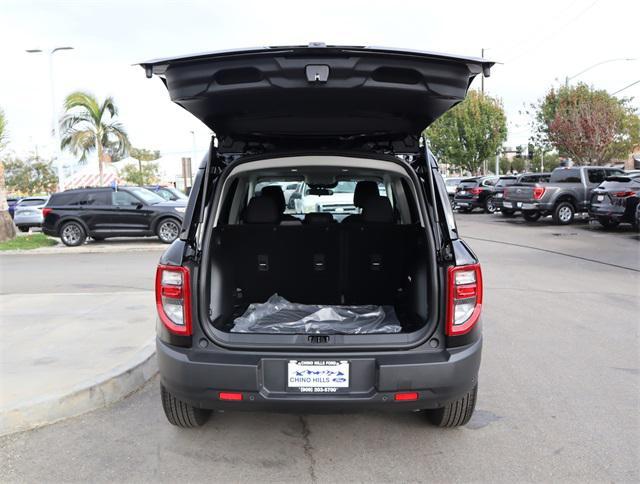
453, 197, 482, 209
157, 337, 482, 412
589, 205, 628, 221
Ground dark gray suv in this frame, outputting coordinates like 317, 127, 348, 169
142, 45, 489, 428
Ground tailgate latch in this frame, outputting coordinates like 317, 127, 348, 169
306, 65, 329, 83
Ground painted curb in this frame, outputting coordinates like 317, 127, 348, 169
0, 337, 158, 437
0, 244, 166, 256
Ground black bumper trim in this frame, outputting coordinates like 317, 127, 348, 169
157, 337, 482, 412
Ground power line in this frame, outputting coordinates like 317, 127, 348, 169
612, 79, 640, 95
505, 0, 600, 64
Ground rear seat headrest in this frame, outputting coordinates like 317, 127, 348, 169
361, 196, 394, 224
243, 196, 281, 224
303, 212, 336, 225
260, 185, 286, 213
353, 181, 379, 207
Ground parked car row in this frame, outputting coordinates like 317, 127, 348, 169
446, 167, 639, 230
33, 185, 188, 246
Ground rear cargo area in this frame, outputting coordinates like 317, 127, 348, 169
208, 223, 430, 335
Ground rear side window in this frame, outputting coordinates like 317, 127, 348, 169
587, 169, 606, 184
550, 169, 581, 183
83, 191, 110, 205
49, 192, 85, 206
112, 191, 141, 206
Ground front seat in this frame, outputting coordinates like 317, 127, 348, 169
341, 181, 379, 224
260, 186, 299, 223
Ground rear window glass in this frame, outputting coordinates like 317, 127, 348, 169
550, 169, 581, 183
496, 178, 517, 187
445, 178, 461, 186
19, 198, 47, 206
459, 180, 479, 188
253, 179, 388, 217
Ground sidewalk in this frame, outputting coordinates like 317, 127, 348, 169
0, 250, 160, 436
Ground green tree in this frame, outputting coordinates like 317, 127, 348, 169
121, 162, 160, 186
0, 107, 17, 242
532, 83, 640, 165
129, 147, 160, 172
426, 90, 507, 174
60, 91, 130, 184
4, 156, 58, 194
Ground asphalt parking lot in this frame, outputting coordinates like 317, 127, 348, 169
1, 213, 638, 482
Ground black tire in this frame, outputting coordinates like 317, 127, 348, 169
501, 209, 516, 217
18, 226, 29, 233
424, 384, 478, 428
552, 201, 575, 225
484, 197, 496, 214
157, 218, 181, 244
597, 216, 619, 229
60, 221, 86, 247
522, 210, 541, 222
161, 385, 211, 428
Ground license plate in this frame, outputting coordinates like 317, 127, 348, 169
516, 202, 522, 208
496, 193, 503, 198
457, 202, 469, 207
287, 360, 349, 392
522, 203, 535, 209
459, 190, 467, 195
597, 195, 604, 202
503, 201, 513, 208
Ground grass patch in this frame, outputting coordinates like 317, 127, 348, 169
0, 233, 58, 251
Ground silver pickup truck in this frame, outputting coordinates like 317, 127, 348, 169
502, 166, 625, 224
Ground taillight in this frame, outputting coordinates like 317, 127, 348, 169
613, 191, 635, 197
155, 265, 192, 335
42, 207, 52, 217
394, 392, 419, 401
446, 264, 483, 336
470, 187, 482, 195
533, 186, 546, 200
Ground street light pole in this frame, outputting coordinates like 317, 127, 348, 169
565, 57, 636, 86
26, 46, 74, 191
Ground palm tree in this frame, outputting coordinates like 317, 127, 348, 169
60, 91, 130, 185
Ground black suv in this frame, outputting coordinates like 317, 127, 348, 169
142, 45, 489, 428
42, 186, 187, 246
453, 176, 499, 213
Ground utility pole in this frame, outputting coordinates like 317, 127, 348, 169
481, 48, 485, 95
26, 46, 74, 191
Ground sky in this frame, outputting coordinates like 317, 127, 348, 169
1, 0, 638, 168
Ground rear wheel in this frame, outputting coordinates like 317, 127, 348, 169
157, 218, 181, 244
501, 209, 515, 217
522, 210, 541, 222
161, 385, 211, 428
597, 216, 619, 229
18, 226, 29, 233
424, 384, 477, 427
484, 197, 496, 214
553, 202, 575, 225
60, 221, 86, 247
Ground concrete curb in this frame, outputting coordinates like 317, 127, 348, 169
0, 337, 158, 437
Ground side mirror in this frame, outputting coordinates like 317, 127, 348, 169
134, 202, 144, 209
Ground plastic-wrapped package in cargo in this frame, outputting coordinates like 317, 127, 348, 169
231, 294, 402, 334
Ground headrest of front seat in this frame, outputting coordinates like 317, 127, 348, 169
353, 181, 379, 207
260, 185, 286, 213
243, 196, 281, 224
303, 212, 336, 225
362, 196, 394, 224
